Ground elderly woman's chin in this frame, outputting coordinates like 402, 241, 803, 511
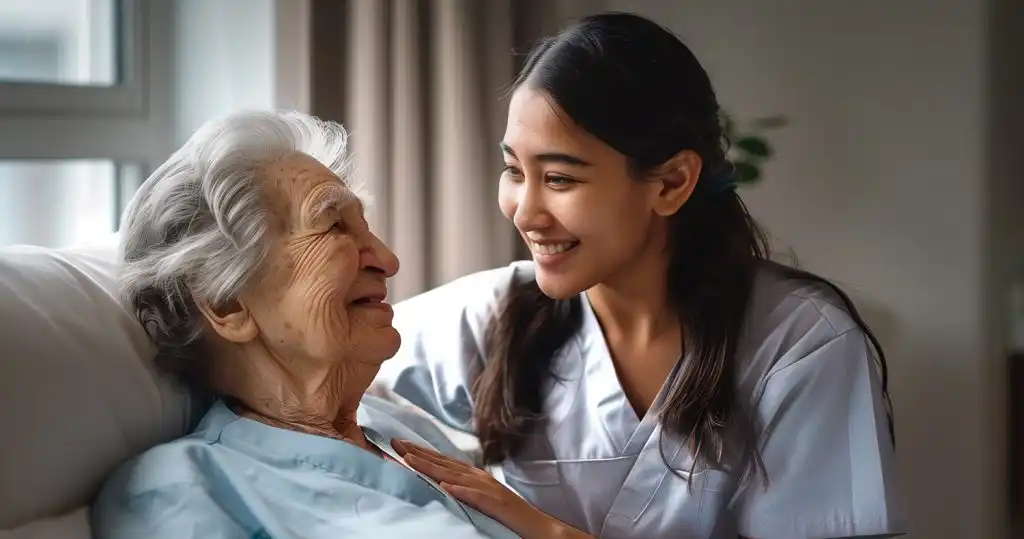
359, 318, 402, 363
331, 300, 402, 363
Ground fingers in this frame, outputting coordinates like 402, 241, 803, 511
390, 438, 409, 455
391, 439, 502, 497
391, 439, 443, 458
404, 453, 470, 485
391, 438, 434, 458
392, 440, 474, 470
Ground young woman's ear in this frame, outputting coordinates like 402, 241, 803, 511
650, 149, 702, 217
195, 296, 260, 344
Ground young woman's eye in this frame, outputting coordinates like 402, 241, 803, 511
500, 165, 523, 178
546, 175, 576, 187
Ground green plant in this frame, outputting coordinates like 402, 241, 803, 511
721, 112, 788, 186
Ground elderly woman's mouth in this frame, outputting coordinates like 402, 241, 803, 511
351, 294, 393, 312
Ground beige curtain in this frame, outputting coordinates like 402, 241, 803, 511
310, 0, 597, 300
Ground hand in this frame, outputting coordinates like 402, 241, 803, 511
391, 439, 591, 539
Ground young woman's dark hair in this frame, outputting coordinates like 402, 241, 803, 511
471, 12, 894, 480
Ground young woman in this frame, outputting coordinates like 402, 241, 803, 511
377, 12, 907, 539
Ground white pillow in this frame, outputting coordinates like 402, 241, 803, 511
0, 508, 90, 539
0, 237, 198, 532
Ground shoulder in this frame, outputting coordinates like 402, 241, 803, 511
98, 402, 242, 497
730, 266, 904, 536
99, 434, 216, 497
91, 434, 250, 539
739, 262, 873, 382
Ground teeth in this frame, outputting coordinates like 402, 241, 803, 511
529, 241, 577, 256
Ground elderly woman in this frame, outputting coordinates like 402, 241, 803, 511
90, 111, 516, 539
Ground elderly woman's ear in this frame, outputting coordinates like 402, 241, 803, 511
195, 297, 260, 344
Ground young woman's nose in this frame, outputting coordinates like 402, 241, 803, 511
512, 181, 553, 233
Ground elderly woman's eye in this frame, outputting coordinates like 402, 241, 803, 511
330, 221, 347, 233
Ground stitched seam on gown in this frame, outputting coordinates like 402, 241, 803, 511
761, 326, 856, 383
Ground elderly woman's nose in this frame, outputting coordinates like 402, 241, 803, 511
361, 233, 399, 278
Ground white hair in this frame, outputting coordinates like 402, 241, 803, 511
119, 110, 361, 392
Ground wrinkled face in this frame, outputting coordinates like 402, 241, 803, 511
499, 88, 670, 299
242, 153, 400, 382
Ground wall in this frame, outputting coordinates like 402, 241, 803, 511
173, 0, 311, 146
173, 0, 276, 145
604, 1, 1012, 538
990, 0, 1024, 532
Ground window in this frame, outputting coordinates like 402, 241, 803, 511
0, 160, 143, 248
0, 0, 170, 248
0, 0, 118, 86
0, 0, 145, 114
0, 0, 293, 248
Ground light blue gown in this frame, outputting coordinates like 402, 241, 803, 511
376, 260, 909, 538
91, 395, 518, 539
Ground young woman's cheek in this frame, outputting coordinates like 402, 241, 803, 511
497, 181, 519, 222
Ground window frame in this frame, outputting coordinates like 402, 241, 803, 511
0, 0, 171, 247
0, 0, 310, 245
0, 0, 172, 164
0, 0, 147, 116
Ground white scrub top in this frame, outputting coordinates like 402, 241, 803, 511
377, 261, 909, 539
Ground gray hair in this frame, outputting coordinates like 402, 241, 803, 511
119, 110, 361, 393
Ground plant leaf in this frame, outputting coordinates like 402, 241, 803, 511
736, 136, 772, 158
733, 161, 760, 184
